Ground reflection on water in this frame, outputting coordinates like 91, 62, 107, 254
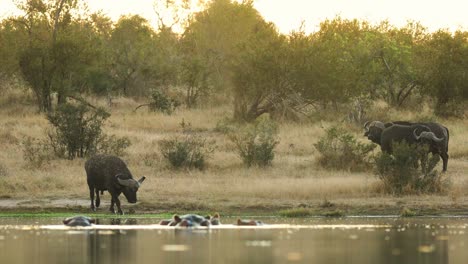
0, 217, 467, 264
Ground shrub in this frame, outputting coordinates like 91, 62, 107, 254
314, 126, 376, 171
0, 162, 8, 177
228, 116, 279, 167
159, 122, 215, 170
374, 142, 449, 195
279, 208, 312, 217
46, 103, 130, 159
96, 134, 132, 157
148, 89, 180, 115
21, 136, 53, 168
214, 117, 239, 134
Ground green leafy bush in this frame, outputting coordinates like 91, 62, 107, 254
314, 126, 376, 171
47, 103, 110, 159
228, 116, 279, 167
46, 103, 130, 159
374, 142, 448, 195
159, 122, 215, 169
149, 89, 180, 115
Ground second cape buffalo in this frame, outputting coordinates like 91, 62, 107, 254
85, 154, 146, 215
364, 121, 449, 171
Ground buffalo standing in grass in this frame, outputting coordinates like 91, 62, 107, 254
364, 121, 449, 171
85, 154, 146, 215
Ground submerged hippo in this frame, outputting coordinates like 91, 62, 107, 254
159, 213, 221, 227
63, 216, 95, 227
237, 219, 264, 226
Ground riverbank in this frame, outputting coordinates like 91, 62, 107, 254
1, 196, 467, 217
1, 95, 467, 219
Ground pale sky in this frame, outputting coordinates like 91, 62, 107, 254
1, 0, 467, 33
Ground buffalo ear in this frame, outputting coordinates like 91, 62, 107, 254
138, 176, 146, 184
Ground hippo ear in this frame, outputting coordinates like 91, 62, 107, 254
173, 215, 181, 223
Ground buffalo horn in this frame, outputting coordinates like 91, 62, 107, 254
117, 177, 139, 188
370, 121, 385, 130
363, 121, 371, 131
414, 131, 444, 142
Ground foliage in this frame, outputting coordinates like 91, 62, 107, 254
21, 136, 53, 168
109, 15, 158, 97
314, 126, 376, 171
279, 208, 313, 217
96, 134, 132, 157
0, 162, 7, 177
148, 89, 180, 114
416, 30, 468, 117
399, 207, 417, 217
232, 22, 289, 121
214, 117, 239, 134
46, 103, 129, 159
159, 122, 215, 170
0, 1, 467, 119
374, 142, 449, 195
228, 116, 279, 167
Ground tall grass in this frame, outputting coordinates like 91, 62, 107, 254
0, 91, 467, 210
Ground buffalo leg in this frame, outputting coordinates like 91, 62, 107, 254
89, 186, 96, 211
109, 197, 115, 214
441, 152, 448, 172
115, 198, 123, 215
95, 189, 100, 208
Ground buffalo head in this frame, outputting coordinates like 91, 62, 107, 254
363, 121, 386, 144
116, 175, 146, 203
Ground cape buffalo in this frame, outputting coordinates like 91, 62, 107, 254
85, 154, 146, 215
364, 120, 449, 171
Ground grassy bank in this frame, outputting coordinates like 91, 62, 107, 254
0, 90, 467, 217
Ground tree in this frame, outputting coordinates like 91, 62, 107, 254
109, 15, 157, 97
371, 21, 426, 107
302, 18, 377, 108
417, 30, 468, 116
181, 0, 267, 100
12, 0, 97, 112
231, 22, 287, 121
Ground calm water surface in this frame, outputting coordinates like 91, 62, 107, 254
0, 217, 467, 264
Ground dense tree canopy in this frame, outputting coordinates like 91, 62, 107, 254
0, 0, 466, 119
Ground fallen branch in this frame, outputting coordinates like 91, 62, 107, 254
134, 103, 151, 112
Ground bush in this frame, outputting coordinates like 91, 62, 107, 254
0, 162, 8, 177
374, 142, 449, 195
21, 136, 53, 168
159, 122, 215, 170
46, 103, 130, 159
314, 126, 376, 171
148, 89, 180, 115
228, 116, 279, 167
96, 134, 132, 157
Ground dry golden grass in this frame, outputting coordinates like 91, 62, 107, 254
0, 91, 467, 213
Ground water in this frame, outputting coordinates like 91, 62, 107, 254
0, 217, 467, 264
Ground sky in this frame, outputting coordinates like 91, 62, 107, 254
1, 0, 467, 33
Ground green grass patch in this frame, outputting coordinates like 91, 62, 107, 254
322, 209, 345, 218
278, 208, 313, 217
399, 207, 417, 217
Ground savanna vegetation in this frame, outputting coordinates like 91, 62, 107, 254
0, 0, 467, 216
